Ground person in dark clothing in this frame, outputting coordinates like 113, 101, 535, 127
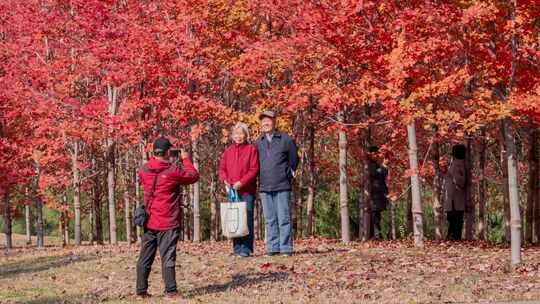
136, 137, 199, 299
444, 144, 467, 241
367, 146, 389, 240
219, 122, 259, 257
256, 110, 298, 256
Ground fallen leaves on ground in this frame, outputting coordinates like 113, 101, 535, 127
1, 235, 540, 303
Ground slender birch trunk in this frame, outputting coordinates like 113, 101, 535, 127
106, 84, 119, 245
431, 131, 444, 240
192, 138, 201, 242
337, 111, 350, 243
71, 141, 82, 245
407, 121, 424, 248
33, 159, 45, 249
503, 0, 521, 267
25, 203, 32, 245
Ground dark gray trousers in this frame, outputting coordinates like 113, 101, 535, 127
136, 228, 179, 295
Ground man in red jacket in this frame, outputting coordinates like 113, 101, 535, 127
136, 137, 199, 299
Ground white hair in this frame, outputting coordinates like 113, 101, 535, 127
232, 122, 250, 140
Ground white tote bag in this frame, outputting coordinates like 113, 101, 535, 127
221, 189, 249, 239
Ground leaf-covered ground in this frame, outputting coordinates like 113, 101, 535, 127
1, 234, 540, 304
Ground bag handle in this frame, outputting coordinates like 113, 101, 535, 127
228, 189, 240, 203
144, 166, 164, 215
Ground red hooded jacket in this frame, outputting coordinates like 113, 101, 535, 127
139, 157, 199, 231
218, 143, 259, 196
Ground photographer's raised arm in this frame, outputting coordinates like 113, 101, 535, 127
171, 157, 200, 185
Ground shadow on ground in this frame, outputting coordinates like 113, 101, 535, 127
186, 271, 289, 298
294, 247, 350, 256
0, 293, 100, 304
0, 253, 97, 279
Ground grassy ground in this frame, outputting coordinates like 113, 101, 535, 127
1, 234, 540, 304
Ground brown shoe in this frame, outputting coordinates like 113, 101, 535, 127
165, 291, 183, 298
164, 292, 189, 303
136, 292, 151, 300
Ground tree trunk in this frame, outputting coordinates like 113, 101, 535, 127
3, 194, 12, 249
407, 121, 424, 248
465, 138, 475, 240
89, 197, 94, 245
295, 161, 305, 239
60, 210, 66, 247
477, 128, 487, 240
305, 116, 316, 237
209, 174, 218, 241
36, 197, 44, 248
190, 188, 194, 242
501, 133, 511, 243
211, 146, 221, 241
526, 125, 539, 243
94, 192, 103, 245
184, 185, 192, 241
192, 138, 201, 242
72, 141, 82, 245
121, 153, 132, 244
106, 148, 117, 245
390, 201, 396, 240
135, 141, 146, 243
357, 154, 365, 241
407, 188, 413, 235
124, 191, 132, 244
337, 112, 350, 243
64, 211, 70, 246
92, 157, 103, 245
25, 203, 31, 245
431, 132, 444, 240
135, 166, 142, 243
503, 117, 522, 266
505, 0, 521, 267
33, 162, 45, 249
106, 84, 119, 245
61, 195, 69, 246
361, 109, 372, 241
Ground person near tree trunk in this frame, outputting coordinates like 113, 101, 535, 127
367, 146, 389, 240
443, 144, 467, 241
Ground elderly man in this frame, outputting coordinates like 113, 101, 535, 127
256, 110, 298, 256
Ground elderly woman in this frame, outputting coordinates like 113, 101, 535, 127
219, 122, 259, 257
